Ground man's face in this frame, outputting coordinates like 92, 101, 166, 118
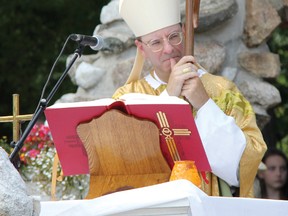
137, 24, 184, 78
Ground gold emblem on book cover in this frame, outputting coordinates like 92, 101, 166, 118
156, 111, 191, 161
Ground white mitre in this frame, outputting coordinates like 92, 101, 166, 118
119, 0, 181, 84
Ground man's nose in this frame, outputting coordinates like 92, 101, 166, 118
162, 39, 173, 53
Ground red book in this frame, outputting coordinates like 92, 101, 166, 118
44, 93, 211, 176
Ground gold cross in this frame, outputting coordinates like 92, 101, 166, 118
0, 94, 33, 142
156, 111, 191, 162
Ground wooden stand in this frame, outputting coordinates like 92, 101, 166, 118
77, 109, 171, 198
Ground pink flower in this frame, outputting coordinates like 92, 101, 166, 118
21, 146, 27, 152
26, 136, 32, 142
28, 149, 40, 158
38, 142, 44, 149
21, 123, 54, 166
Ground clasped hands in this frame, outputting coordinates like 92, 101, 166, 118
166, 55, 209, 110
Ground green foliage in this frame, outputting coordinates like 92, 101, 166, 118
266, 26, 288, 151
0, 0, 110, 141
0, 136, 12, 154
277, 137, 288, 157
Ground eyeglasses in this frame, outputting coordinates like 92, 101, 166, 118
140, 32, 183, 52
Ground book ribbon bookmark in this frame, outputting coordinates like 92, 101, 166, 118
156, 111, 208, 188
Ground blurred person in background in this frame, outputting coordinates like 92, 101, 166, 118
257, 148, 288, 200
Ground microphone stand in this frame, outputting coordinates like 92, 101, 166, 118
9, 44, 85, 163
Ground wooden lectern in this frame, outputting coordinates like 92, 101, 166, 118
77, 109, 171, 199
45, 94, 210, 200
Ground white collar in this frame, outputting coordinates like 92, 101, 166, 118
153, 71, 167, 84
144, 71, 163, 90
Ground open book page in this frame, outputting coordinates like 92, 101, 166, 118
47, 98, 116, 109
47, 93, 188, 109
119, 93, 189, 105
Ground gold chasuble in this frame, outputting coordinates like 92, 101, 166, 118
112, 72, 267, 197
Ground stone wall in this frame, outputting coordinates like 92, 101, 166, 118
59, 0, 288, 129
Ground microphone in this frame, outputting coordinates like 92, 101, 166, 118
70, 34, 104, 51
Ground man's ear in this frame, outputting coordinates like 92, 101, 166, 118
135, 39, 146, 58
